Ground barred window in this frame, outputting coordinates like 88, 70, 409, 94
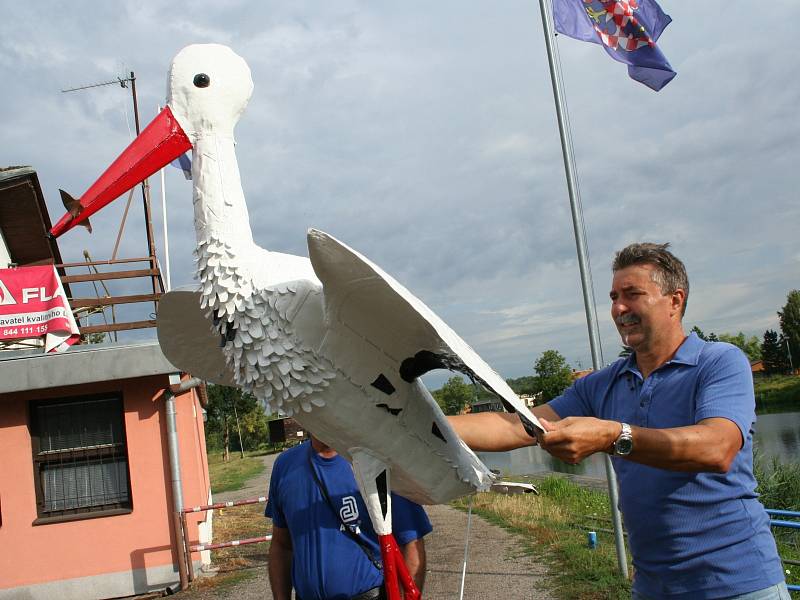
30, 394, 132, 522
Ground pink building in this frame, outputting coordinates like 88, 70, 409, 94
0, 341, 212, 598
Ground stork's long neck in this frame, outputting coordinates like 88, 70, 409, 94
191, 134, 255, 253
188, 132, 337, 414
192, 133, 259, 313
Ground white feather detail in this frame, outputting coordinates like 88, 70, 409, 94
196, 237, 336, 416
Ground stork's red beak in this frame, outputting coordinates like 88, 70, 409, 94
50, 105, 192, 237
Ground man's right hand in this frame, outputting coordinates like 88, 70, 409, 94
537, 417, 621, 464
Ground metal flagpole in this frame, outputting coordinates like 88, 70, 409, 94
537, 0, 629, 578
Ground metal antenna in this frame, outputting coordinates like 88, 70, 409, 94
62, 71, 162, 308
61, 75, 132, 94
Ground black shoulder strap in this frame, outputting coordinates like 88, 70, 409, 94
307, 445, 383, 571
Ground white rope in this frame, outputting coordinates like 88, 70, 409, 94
458, 495, 474, 600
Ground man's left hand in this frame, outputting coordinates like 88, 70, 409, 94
538, 417, 621, 464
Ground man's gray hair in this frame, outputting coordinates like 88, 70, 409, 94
612, 242, 689, 317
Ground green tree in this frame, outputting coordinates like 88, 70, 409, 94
744, 336, 763, 363
506, 375, 540, 396
433, 376, 474, 415
691, 326, 718, 342
206, 385, 264, 460
778, 290, 800, 371
534, 350, 574, 402
762, 330, 789, 375
239, 402, 269, 450
718, 332, 762, 363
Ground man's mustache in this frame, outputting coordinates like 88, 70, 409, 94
616, 314, 641, 326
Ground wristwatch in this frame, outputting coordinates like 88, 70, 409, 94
613, 423, 633, 456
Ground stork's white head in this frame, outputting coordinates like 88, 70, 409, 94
49, 43, 255, 237
168, 44, 254, 139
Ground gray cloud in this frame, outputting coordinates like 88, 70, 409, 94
1, 1, 797, 381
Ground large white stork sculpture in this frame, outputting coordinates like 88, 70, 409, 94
51, 44, 543, 599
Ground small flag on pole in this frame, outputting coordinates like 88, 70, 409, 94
170, 152, 192, 180
552, 0, 676, 91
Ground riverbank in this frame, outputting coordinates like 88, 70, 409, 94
754, 374, 800, 412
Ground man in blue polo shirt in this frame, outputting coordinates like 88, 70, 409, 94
266, 435, 432, 600
451, 242, 788, 599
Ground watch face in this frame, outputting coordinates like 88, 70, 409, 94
615, 437, 633, 456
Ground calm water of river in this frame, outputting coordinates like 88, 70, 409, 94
477, 411, 800, 479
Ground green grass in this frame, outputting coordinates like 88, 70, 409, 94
754, 375, 800, 412
754, 455, 800, 591
208, 451, 267, 494
454, 467, 800, 599
755, 454, 800, 511
453, 476, 632, 600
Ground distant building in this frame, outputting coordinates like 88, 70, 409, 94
268, 416, 308, 443
572, 368, 594, 380
519, 392, 543, 408
469, 391, 543, 414
469, 398, 504, 413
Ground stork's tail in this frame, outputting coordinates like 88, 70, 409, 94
59, 190, 92, 233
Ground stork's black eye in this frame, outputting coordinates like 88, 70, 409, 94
193, 73, 211, 88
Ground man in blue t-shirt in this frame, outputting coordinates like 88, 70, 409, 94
450, 243, 789, 599
265, 435, 432, 600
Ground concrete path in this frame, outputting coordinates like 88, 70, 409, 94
212, 452, 276, 504
424, 503, 554, 599
177, 451, 556, 599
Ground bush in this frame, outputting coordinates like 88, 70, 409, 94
754, 453, 800, 511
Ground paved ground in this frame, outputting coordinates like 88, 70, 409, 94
176, 452, 557, 599
212, 453, 276, 504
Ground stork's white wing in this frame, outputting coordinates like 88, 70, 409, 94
306, 228, 542, 428
157, 288, 236, 386
246, 247, 321, 291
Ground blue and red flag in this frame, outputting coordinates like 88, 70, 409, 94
170, 152, 192, 180
552, 0, 676, 91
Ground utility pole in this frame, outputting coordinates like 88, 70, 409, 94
62, 72, 162, 305
127, 72, 159, 272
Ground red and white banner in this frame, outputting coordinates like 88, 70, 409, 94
0, 265, 80, 352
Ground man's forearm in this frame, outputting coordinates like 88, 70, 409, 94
268, 527, 294, 600
448, 405, 559, 452
400, 539, 426, 592
624, 418, 741, 472
538, 416, 742, 472
268, 550, 292, 600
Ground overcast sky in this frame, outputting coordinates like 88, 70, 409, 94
1, 1, 797, 382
